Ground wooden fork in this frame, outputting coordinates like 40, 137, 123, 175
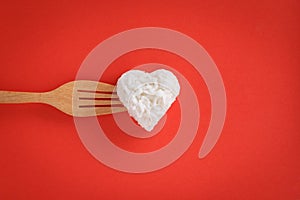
0, 80, 127, 117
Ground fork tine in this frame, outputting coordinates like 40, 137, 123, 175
75, 80, 119, 98
95, 106, 127, 115
75, 80, 115, 92
94, 100, 122, 105
78, 92, 119, 99
75, 106, 127, 117
71, 80, 127, 117
79, 99, 122, 106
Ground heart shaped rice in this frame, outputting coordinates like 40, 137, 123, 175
116, 69, 180, 131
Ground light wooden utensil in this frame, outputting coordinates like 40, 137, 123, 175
0, 80, 126, 117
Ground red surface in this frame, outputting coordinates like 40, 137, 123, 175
0, 0, 299, 199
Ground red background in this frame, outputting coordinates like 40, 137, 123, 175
0, 0, 299, 199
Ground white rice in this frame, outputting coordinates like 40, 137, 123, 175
116, 69, 180, 131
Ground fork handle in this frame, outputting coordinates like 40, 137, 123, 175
0, 91, 43, 104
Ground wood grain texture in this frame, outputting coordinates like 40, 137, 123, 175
0, 80, 126, 117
